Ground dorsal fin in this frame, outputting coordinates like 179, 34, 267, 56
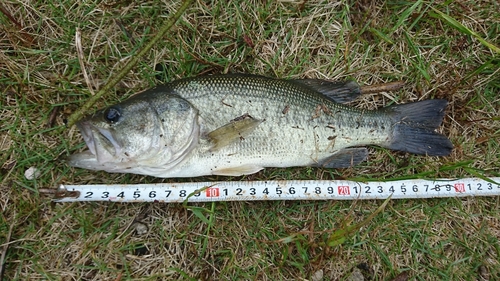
291, 79, 361, 103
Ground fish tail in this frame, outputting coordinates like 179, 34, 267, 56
385, 99, 453, 156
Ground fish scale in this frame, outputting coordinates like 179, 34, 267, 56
178, 77, 385, 149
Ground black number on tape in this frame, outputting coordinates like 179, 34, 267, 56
133, 190, 140, 198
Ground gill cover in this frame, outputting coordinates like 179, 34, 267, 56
68, 92, 200, 175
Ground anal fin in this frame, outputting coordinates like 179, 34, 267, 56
317, 148, 368, 168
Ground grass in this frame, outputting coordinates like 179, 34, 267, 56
1, 0, 499, 280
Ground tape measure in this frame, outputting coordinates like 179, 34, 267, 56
53, 177, 500, 203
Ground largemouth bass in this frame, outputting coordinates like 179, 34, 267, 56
68, 74, 453, 177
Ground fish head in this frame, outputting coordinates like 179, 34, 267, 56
69, 92, 200, 175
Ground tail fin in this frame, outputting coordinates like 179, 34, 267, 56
385, 99, 453, 156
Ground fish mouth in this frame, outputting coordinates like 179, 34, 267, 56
76, 120, 96, 155
76, 120, 122, 163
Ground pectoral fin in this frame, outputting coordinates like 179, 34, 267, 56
207, 115, 262, 151
317, 148, 368, 168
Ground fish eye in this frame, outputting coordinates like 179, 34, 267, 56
103, 106, 121, 123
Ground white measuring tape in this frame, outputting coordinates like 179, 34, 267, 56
53, 177, 500, 203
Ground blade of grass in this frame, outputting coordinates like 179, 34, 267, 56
0, 222, 14, 280
183, 187, 215, 225
463, 58, 499, 82
463, 167, 500, 186
404, 31, 431, 82
369, 28, 394, 45
391, 0, 423, 33
326, 196, 392, 247
430, 7, 500, 54
182, 187, 216, 257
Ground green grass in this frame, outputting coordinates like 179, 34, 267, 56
1, 0, 500, 280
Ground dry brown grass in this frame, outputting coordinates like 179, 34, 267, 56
1, 0, 499, 280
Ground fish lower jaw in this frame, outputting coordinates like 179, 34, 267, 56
67, 150, 102, 170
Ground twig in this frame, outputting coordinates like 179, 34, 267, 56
389, 271, 410, 281
46, 106, 60, 128
0, 223, 14, 280
75, 28, 96, 95
360, 81, 405, 94
0, 4, 36, 46
65, 0, 195, 129
115, 19, 136, 46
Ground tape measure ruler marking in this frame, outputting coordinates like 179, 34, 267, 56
53, 177, 500, 203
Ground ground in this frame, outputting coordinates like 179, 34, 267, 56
1, 0, 499, 280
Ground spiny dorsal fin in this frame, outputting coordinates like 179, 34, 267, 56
291, 79, 361, 103
207, 115, 262, 151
